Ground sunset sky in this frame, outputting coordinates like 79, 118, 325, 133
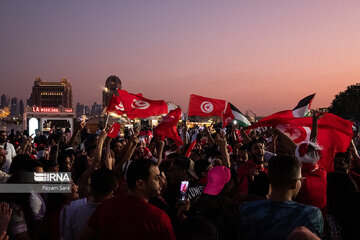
1, 1, 360, 116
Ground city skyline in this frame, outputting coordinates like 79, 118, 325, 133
1, 1, 360, 116
0, 92, 102, 117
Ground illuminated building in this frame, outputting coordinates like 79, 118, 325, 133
24, 106, 75, 135
26, 77, 74, 134
29, 77, 72, 108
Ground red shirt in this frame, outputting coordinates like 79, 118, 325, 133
237, 160, 268, 194
88, 194, 176, 240
295, 163, 327, 213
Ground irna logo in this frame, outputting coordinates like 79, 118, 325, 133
34, 172, 71, 182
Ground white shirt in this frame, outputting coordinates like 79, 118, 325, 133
59, 198, 87, 239
66, 201, 100, 240
0, 142, 16, 173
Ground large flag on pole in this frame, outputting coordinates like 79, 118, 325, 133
249, 94, 316, 129
188, 94, 226, 117
118, 90, 168, 119
153, 108, 183, 146
248, 112, 353, 172
222, 102, 251, 128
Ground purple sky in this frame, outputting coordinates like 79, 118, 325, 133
1, 1, 360, 115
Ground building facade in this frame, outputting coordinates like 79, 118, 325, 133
91, 102, 102, 116
10, 97, 18, 116
24, 106, 75, 135
1, 94, 10, 108
29, 77, 72, 108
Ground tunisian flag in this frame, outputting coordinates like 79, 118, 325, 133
118, 90, 168, 119
107, 123, 121, 138
185, 140, 197, 157
153, 108, 183, 146
248, 112, 353, 172
188, 94, 226, 117
106, 95, 125, 116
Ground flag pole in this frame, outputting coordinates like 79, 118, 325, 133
104, 113, 110, 128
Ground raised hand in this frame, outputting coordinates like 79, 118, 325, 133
0, 202, 12, 233
215, 133, 227, 148
0, 231, 8, 240
104, 148, 114, 170
133, 126, 140, 138
99, 130, 108, 140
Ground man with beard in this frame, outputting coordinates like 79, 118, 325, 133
0, 129, 16, 173
246, 138, 271, 197
237, 128, 295, 197
79, 159, 175, 240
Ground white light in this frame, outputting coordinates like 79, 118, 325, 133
233, 120, 237, 125
29, 118, 39, 139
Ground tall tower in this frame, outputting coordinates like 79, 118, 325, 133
102, 75, 122, 109
10, 97, 18, 116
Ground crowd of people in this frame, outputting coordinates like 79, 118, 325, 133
0, 112, 359, 240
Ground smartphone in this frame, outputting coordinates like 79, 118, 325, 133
179, 180, 189, 204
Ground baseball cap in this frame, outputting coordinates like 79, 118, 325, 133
203, 166, 231, 195
174, 156, 198, 180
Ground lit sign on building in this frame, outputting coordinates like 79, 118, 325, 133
32, 107, 59, 113
32, 107, 73, 113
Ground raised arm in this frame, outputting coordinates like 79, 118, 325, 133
182, 125, 188, 147
77, 130, 107, 196
310, 112, 321, 143
204, 126, 215, 148
215, 133, 231, 168
93, 130, 107, 167
306, 112, 323, 156
19, 136, 32, 155
349, 139, 360, 171
69, 120, 86, 147
240, 128, 251, 144
156, 139, 165, 166
113, 127, 140, 177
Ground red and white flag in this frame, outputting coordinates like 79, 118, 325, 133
153, 108, 183, 146
276, 124, 311, 144
107, 123, 121, 138
185, 139, 197, 157
106, 95, 125, 116
248, 112, 353, 172
118, 90, 168, 119
139, 130, 153, 145
188, 94, 226, 117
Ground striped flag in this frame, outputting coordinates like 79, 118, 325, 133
222, 102, 251, 127
292, 93, 315, 117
